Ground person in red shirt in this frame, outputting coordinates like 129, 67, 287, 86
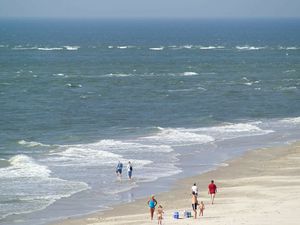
208, 180, 217, 204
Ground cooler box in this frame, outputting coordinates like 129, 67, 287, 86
173, 211, 179, 219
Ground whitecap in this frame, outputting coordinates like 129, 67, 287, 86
199, 46, 225, 50
279, 86, 297, 91
117, 46, 128, 49
12, 46, 38, 50
182, 72, 199, 76
64, 46, 80, 50
149, 47, 164, 51
183, 45, 193, 49
236, 46, 265, 50
141, 127, 214, 146
65, 83, 82, 88
18, 140, 50, 147
37, 47, 63, 51
0, 155, 89, 220
280, 117, 300, 124
186, 122, 274, 140
53, 73, 65, 77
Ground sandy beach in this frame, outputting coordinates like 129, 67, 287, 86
52, 141, 300, 225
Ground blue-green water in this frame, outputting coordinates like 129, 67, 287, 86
0, 19, 300, 225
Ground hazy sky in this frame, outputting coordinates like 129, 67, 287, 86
0, 0, 299, 19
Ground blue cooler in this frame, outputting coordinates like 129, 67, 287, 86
173, 211, 179, 219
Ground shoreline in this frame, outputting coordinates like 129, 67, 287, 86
52, 141, 300, 225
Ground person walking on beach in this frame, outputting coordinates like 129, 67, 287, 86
116, 161, 123, 178
127, 161, 133, 180
208, 180, 217, 204
191, 183, 198, 196
147, 195, 158, 220
157, 205, 164, 225
191, 191, 198, 219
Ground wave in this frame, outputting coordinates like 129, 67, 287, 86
0, 155, 89, 220
182, 71, 199, 76
11, 45, 80, 51
278, 86, 297, 91
142, 127, 215, 146
279, 46, 299, 50
37, 47, 63, 51
65, 83, 82, 88
18, 140, 50, 147
103, 73, 133, 77
116, 46, 135, 49
186, 122, 274, 141
149, 47, 164, 51
12, 46, 38, 50
198, 46, 225, 50
53, 73, 66, 77
46, 139, 174, 167
236, 45, 265, 50
64, 46, 80, 51
280, 117, 300, 124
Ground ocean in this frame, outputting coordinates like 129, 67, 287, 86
0, 19, 300, 225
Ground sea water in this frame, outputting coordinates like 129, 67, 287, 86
0, 19, 300, 225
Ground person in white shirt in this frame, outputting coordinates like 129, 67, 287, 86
191, 183, 198, 196
127, 161, 133, 180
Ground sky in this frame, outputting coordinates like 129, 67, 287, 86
0, 0, 299, 19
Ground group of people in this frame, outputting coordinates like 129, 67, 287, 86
115, 161, 133, 180
191, 180, 217, 219
146, 180, 218, 224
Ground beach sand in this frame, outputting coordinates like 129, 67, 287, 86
53, 141, 300, 225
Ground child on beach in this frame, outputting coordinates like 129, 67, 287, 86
157, 205, 164, 225
199, 201, 205, 216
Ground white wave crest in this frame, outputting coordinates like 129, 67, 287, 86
236, 46, 265, 50
142, 127, 214, 146
149, 47, 164, 51
46, 139, 167, 167
280, 117, 300, 124
279, 46, 299, 50
199, 46, 225, 50
117, 46, 135, 49
37, 47, 63, 51
18, 140, 50, 147
64, 46, 80, 50
187, 122, 274, 140
0, 155, 50, 178
0, 155, 89, 220
182, 71, 199, 76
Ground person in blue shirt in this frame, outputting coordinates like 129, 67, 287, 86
116, 161, 123, 178
147, 195, 158, 220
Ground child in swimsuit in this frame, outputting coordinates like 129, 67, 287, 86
199, 201, 205, 216
157, 205, 164, 225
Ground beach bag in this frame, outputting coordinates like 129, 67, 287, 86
173, 211, 179, 219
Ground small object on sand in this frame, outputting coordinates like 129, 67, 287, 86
173, 211, 179, 219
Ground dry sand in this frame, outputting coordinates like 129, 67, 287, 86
53, 142, 300, 225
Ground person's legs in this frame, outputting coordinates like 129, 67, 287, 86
150, 208, 155, 220
192, 204, 197, 219
211, 193, 215, 204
